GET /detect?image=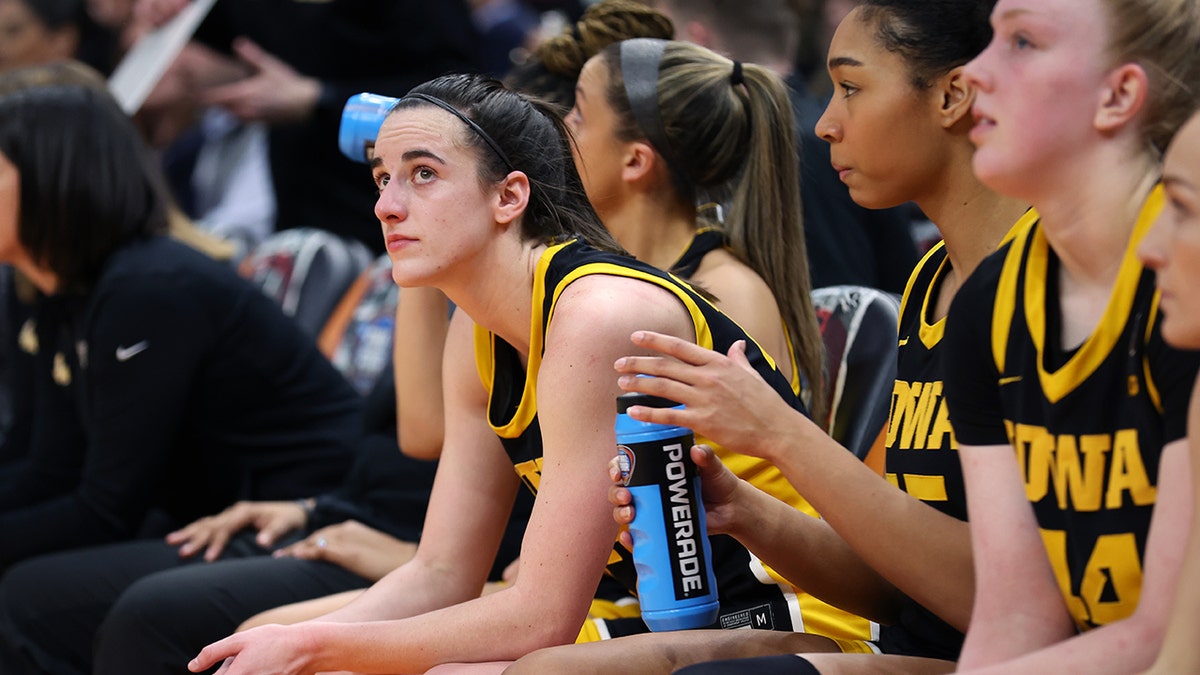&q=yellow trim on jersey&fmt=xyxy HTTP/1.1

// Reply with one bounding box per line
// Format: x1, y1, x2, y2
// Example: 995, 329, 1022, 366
908, 213, 1032, 353
1023, 187, 1163, 404
898, 240, 945, 337
992, 209, 1042, 374
918, 251, 950, 351
550, 263, 717, 352
473, 325, 540, 440
1143, 292, 1164, 413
